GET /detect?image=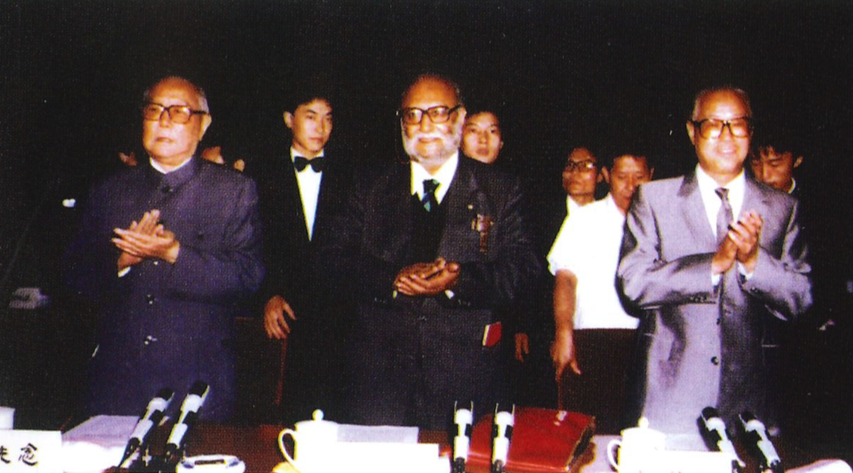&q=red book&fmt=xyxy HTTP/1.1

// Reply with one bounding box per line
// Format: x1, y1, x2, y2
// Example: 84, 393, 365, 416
465, 407, 595, 473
